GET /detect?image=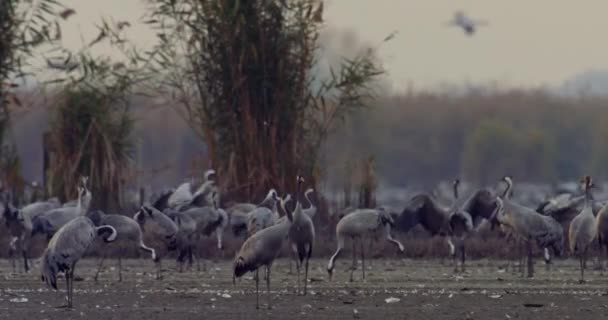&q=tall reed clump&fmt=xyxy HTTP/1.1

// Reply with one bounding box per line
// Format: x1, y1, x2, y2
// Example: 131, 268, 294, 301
48, 57, 134, 212
133, 0, 385, 207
